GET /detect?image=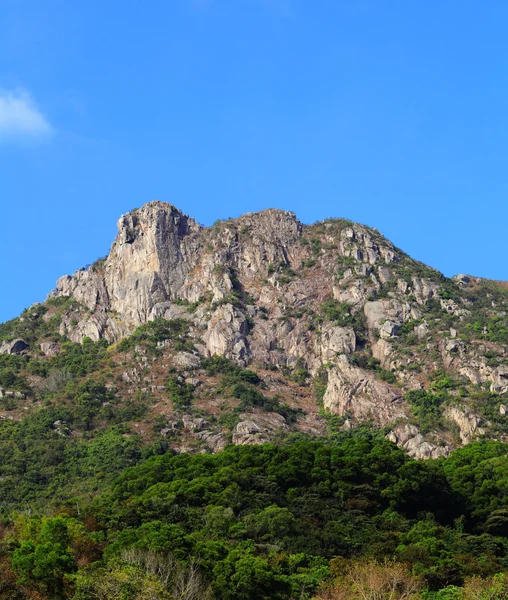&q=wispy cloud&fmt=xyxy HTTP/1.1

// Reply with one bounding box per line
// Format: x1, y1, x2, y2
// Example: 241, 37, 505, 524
0, 89, 54, 141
